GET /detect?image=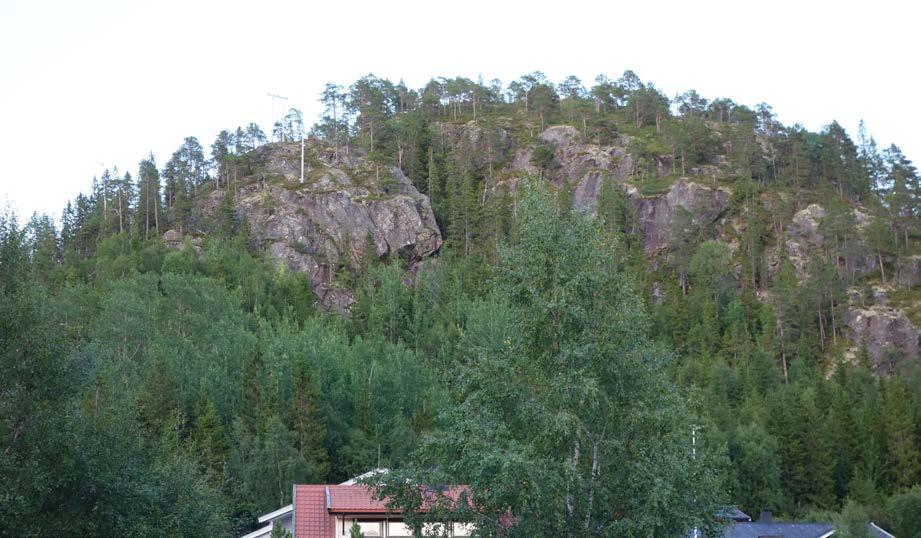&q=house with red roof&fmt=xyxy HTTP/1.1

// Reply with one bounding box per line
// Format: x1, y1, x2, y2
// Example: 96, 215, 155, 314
243, 469, 474, 538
